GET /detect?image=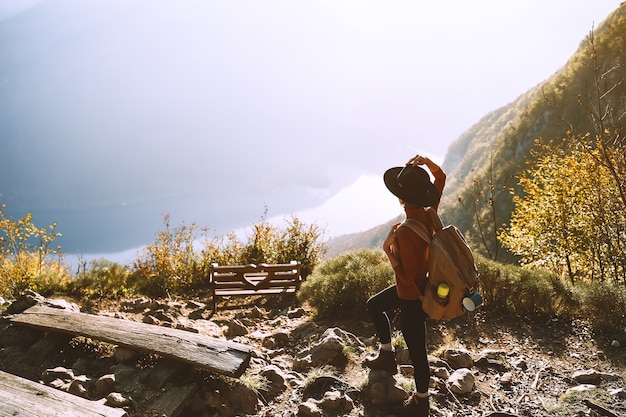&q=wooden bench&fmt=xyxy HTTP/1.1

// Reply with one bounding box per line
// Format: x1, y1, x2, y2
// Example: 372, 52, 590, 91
0, 369, 127, 417
9, 305, 251, 378
209, 261, 302, 313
